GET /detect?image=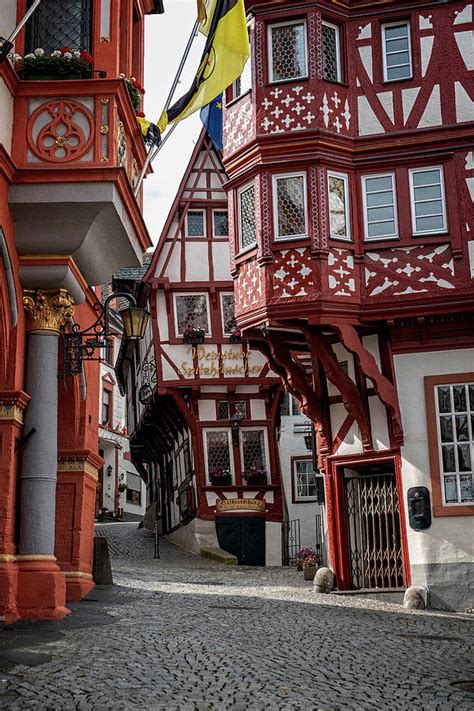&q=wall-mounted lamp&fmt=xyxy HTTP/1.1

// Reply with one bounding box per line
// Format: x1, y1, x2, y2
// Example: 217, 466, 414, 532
260, 323, 270, 339
106, 464, 113, 477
